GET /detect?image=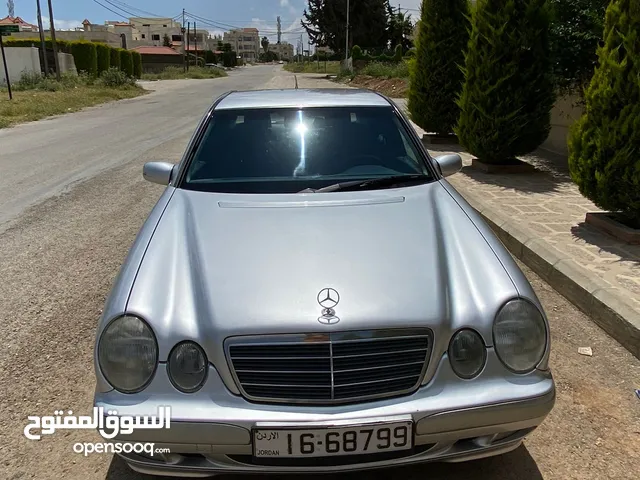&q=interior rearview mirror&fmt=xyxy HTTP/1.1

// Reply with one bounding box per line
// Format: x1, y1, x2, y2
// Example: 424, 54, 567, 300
143, 162, 174, 185
434, 154, 462, 178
